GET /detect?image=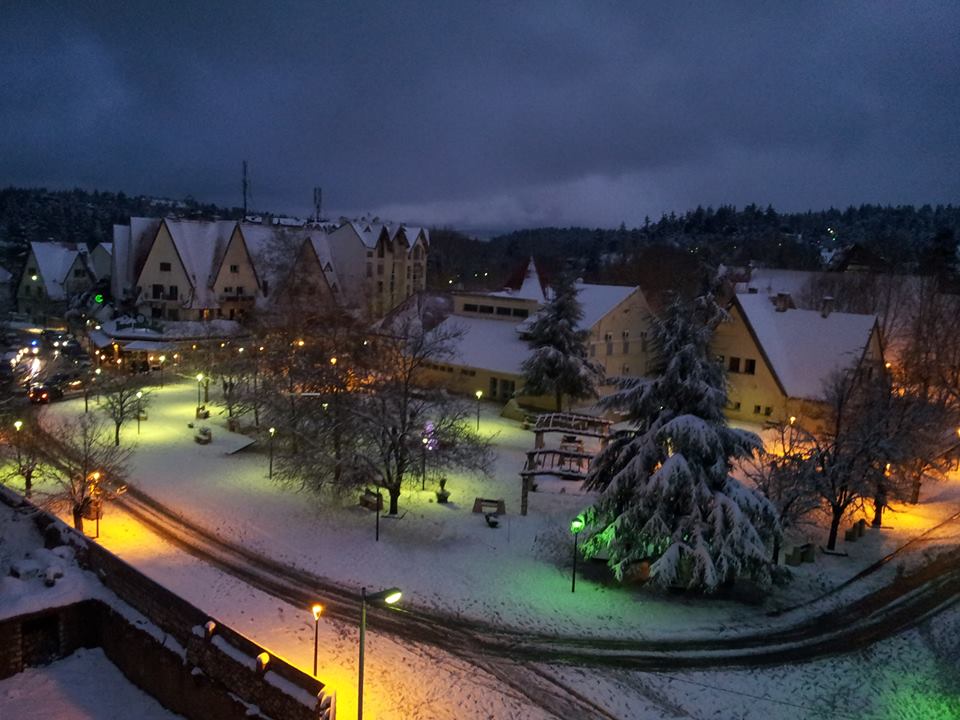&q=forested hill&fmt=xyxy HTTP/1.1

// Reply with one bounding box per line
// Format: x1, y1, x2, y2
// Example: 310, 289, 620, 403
0, 186, 243, 270
427, 204, 960, 292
